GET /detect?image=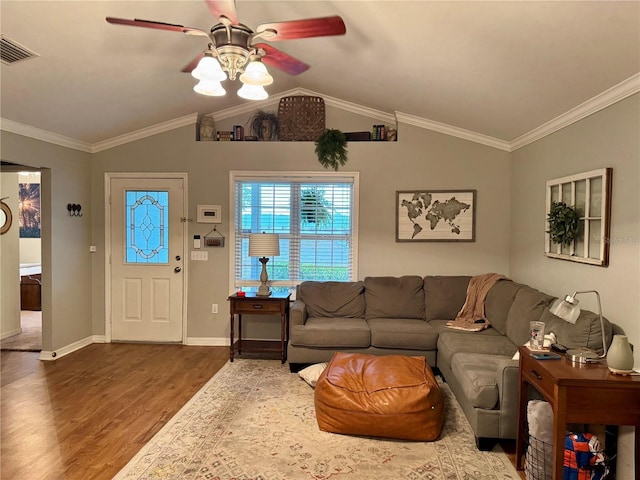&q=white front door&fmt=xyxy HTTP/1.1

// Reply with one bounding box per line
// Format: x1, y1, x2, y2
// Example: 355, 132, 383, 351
109, 177, 185, 342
